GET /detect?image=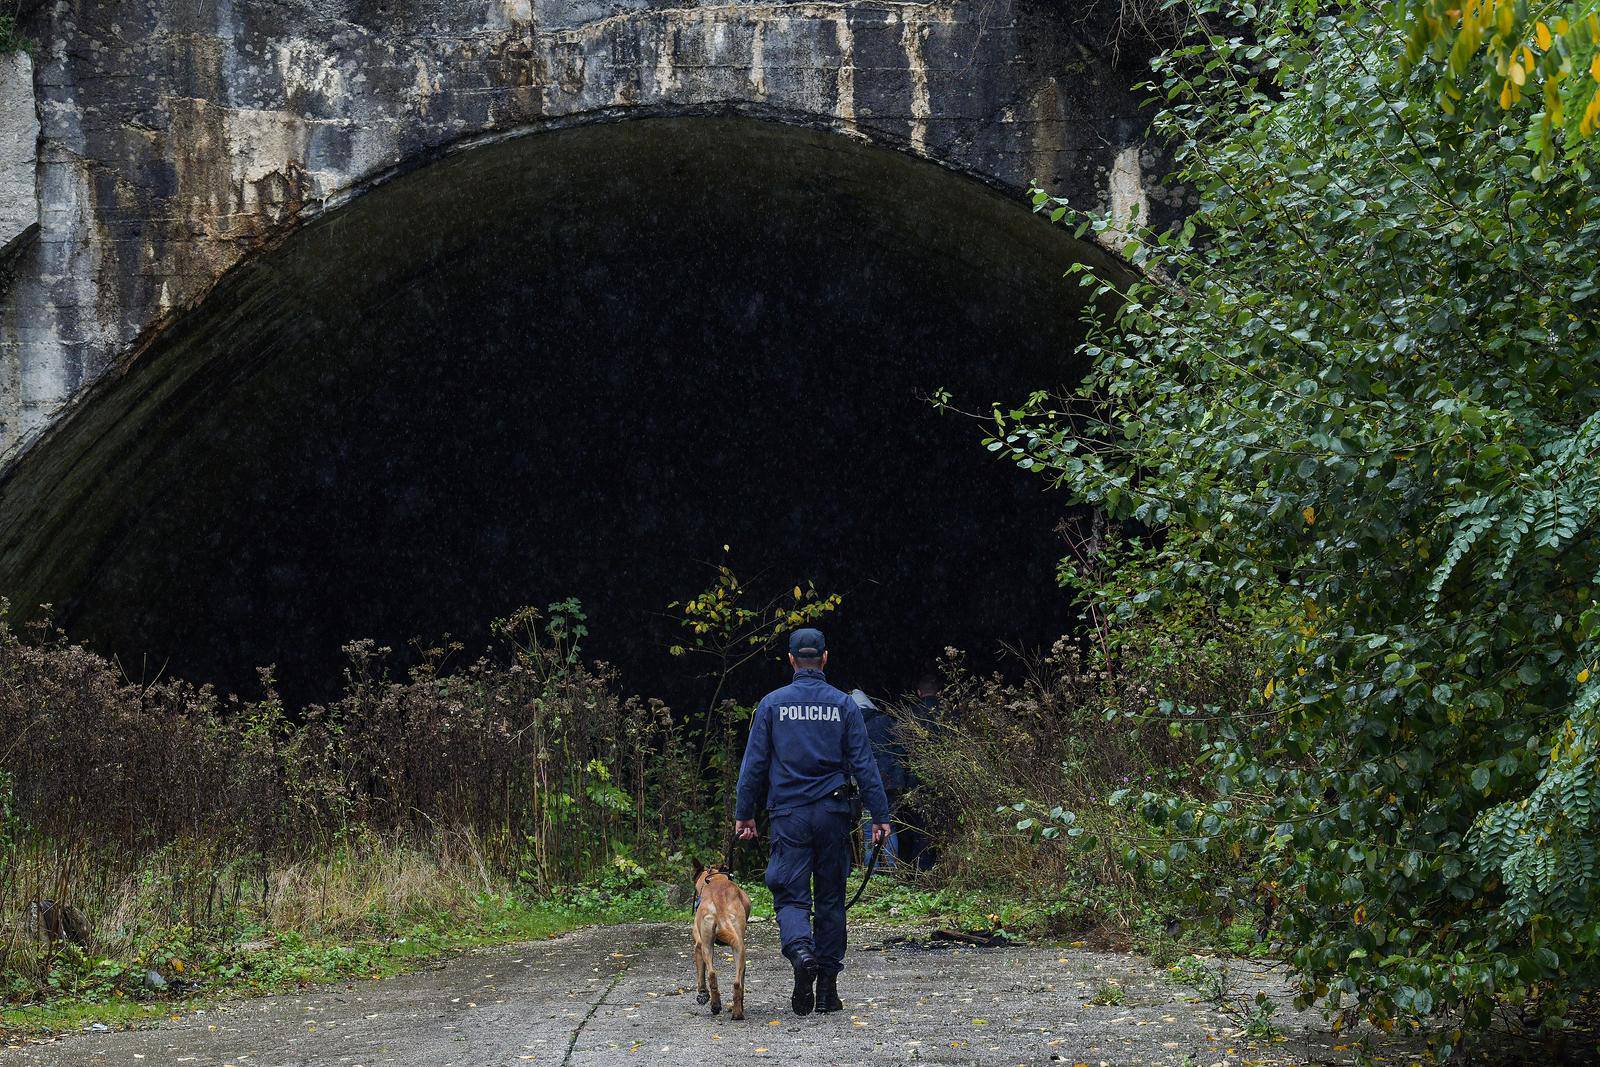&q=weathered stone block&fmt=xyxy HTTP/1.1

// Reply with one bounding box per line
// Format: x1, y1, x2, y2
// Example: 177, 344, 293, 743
0, 51, 36, 253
